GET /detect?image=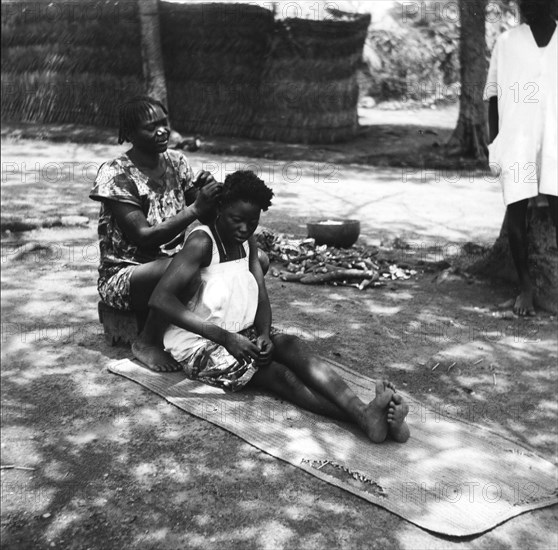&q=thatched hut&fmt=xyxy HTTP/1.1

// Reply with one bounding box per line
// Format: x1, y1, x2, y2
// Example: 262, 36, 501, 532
1, 1, 370, 143
1, 0, 144, 127
254, 13, 370, 143
159, 2, 274, 138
